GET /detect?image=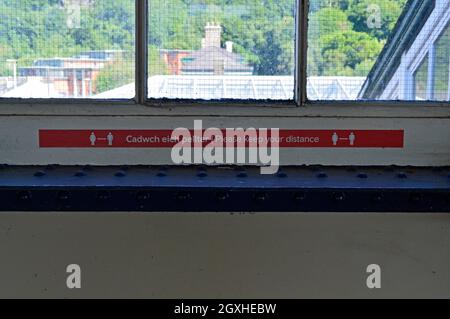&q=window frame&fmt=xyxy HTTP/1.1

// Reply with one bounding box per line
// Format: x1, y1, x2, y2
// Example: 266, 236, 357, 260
409, 17, 450, 102
448, 56, 450, 100
432, 20, 450, 101
141, 0, 303, 107
412, 52, 430, 101
0, 0, 448, 117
